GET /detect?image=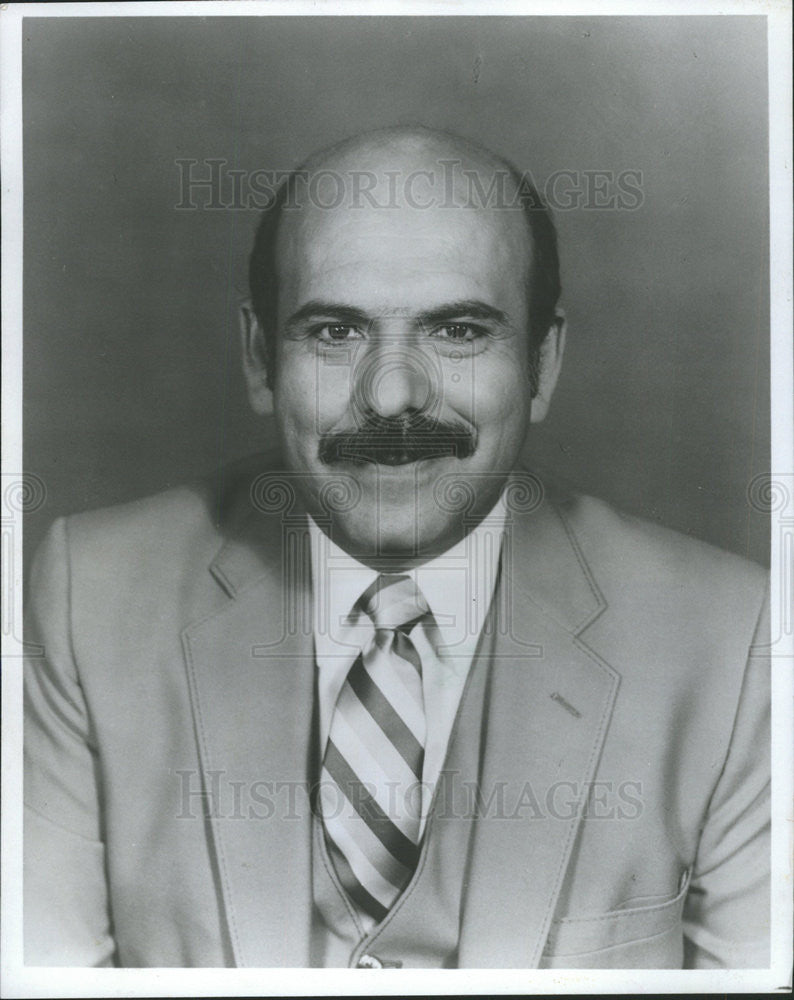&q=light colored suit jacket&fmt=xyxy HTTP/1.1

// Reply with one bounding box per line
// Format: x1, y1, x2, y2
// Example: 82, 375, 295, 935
23, 455, 770, 968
